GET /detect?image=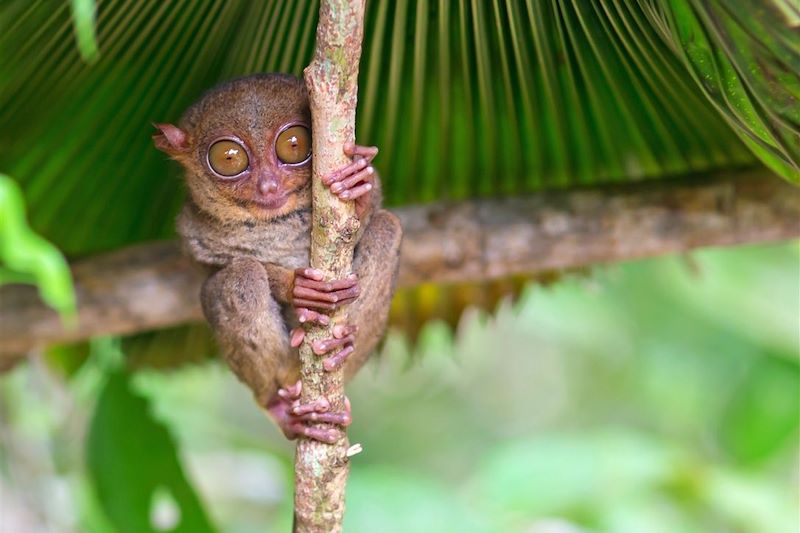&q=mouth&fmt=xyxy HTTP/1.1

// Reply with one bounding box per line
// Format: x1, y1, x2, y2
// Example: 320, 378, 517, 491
251, 194, 289, 210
